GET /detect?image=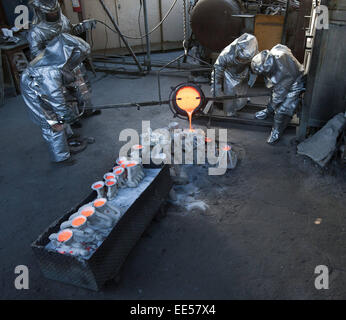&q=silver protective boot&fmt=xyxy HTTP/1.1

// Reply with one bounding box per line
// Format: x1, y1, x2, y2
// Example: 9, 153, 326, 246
267, 113, 292, 145
255, 107, 274, 120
